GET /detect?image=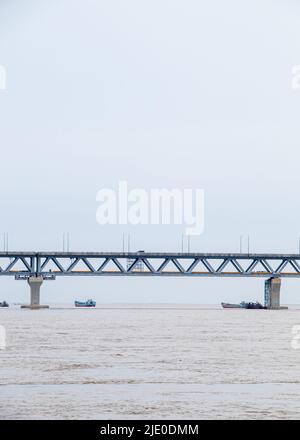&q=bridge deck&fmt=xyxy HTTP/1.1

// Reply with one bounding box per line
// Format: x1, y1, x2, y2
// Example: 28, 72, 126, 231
0, 252, 299, 278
